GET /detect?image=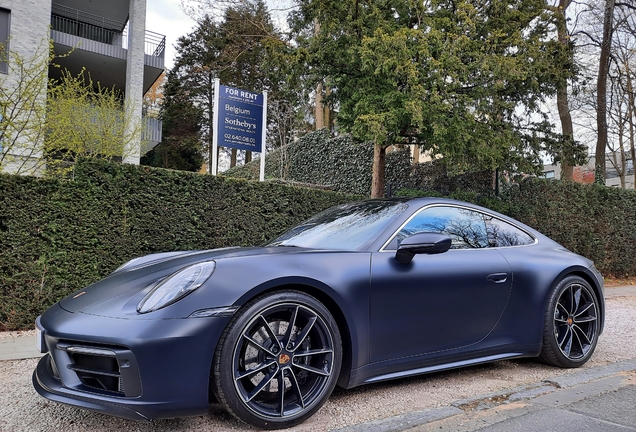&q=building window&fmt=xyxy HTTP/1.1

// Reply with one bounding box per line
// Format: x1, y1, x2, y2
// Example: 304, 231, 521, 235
544, 170, 555, 179
0, 8, 9, 74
